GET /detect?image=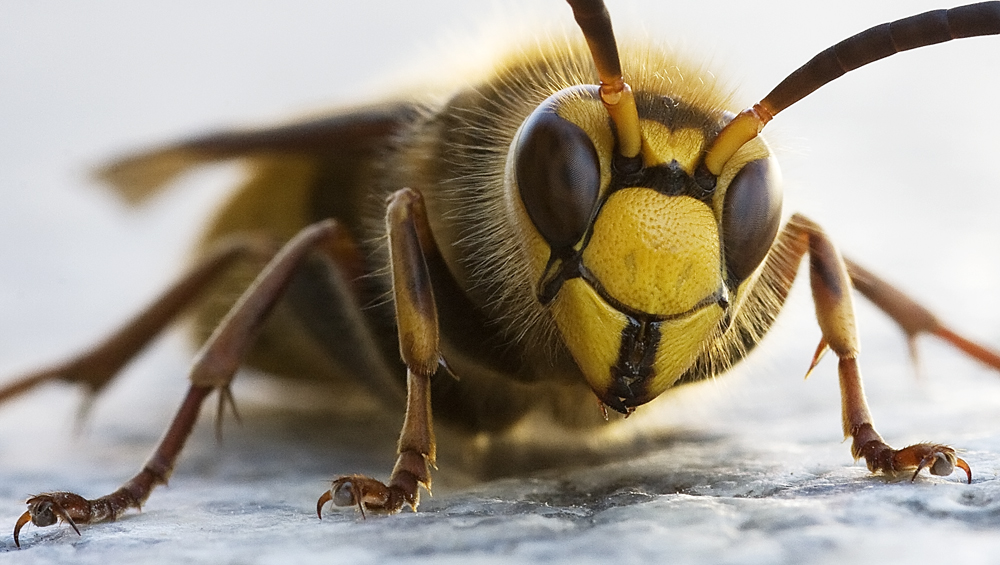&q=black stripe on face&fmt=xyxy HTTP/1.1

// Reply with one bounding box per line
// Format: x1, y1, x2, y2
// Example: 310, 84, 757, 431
605, 315, 662, 413
610, 160, 714, 203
